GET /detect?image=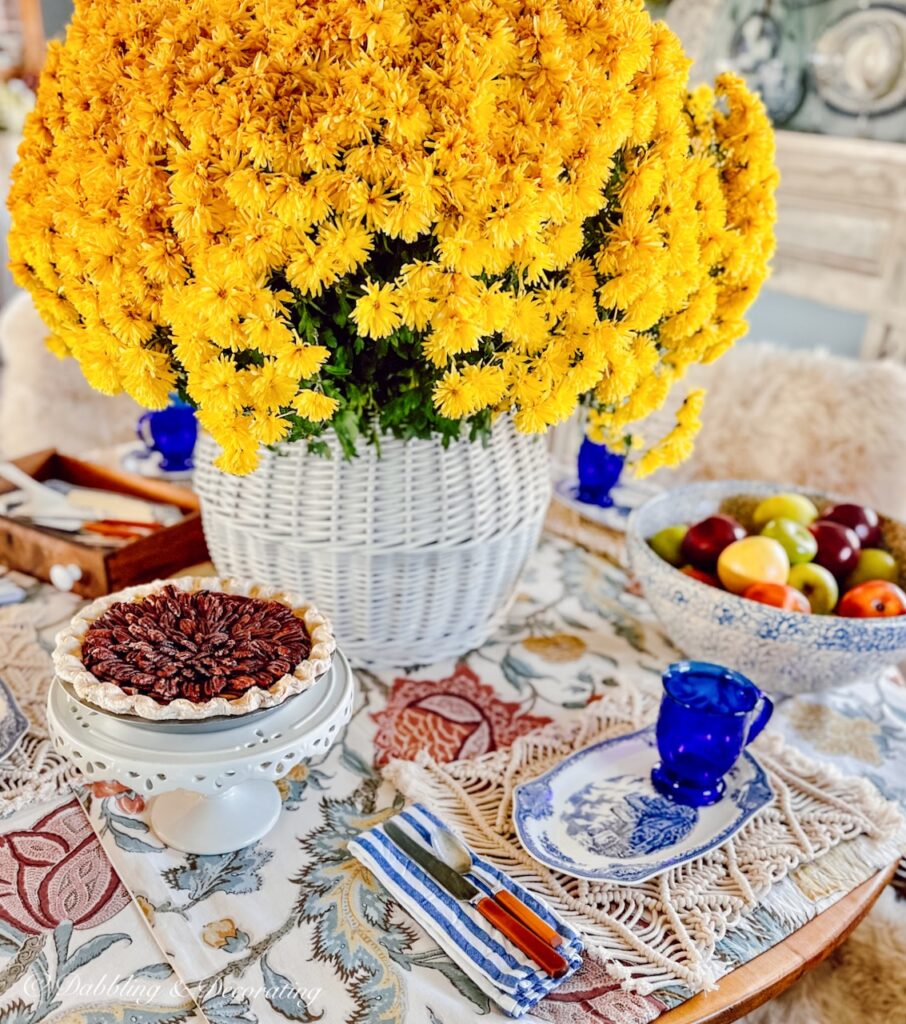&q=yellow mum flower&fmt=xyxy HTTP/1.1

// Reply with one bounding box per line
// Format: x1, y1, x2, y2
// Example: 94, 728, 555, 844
250, 411, 292, 446
8, 0, 775, 474
395, 280, 435, 331
74, 333, 124, 395
190, 355, 249, 413
502, 295, 549, 353
248, 361, 299, 411
461, 363, 507, 409
433, 371, 478, 419
292, 390, 339, 422
281, 344, 330, 381
345, 181, 395, 233
351, 281, 401, 339
427, 304, 484, 362
286, 241, 337, 298
120, 349, 174, 410
320, 218, 374, 276
634, 389, 706, 476
216, 440, 260, 476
